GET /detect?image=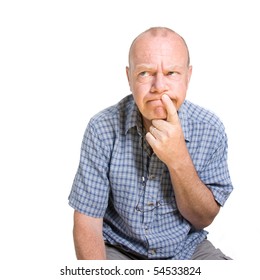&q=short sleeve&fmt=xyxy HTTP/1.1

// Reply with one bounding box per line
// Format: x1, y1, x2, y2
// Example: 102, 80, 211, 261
68, 122, 111, 217
199, 132, 233, 206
